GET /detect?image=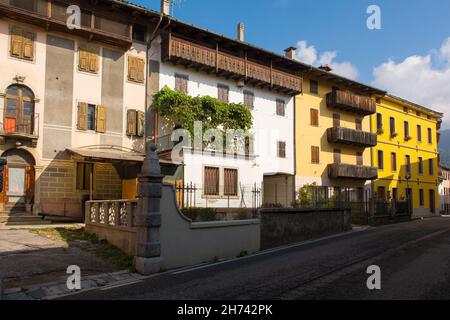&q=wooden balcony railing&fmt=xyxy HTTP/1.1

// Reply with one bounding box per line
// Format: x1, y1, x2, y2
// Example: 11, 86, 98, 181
328, 163, 378, 180
0, 0, 132, 48
162, 35, 302, 95
327, 127, 377, 148
326, 90, 376, 115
